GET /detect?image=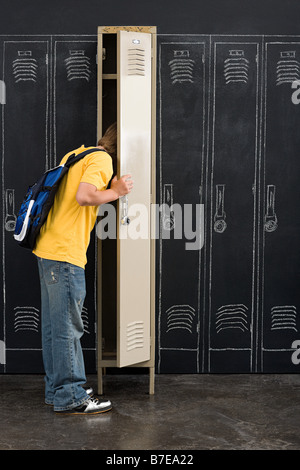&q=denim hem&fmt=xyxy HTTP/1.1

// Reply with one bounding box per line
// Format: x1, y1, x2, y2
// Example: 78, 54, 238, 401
53, 392, 89, 412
